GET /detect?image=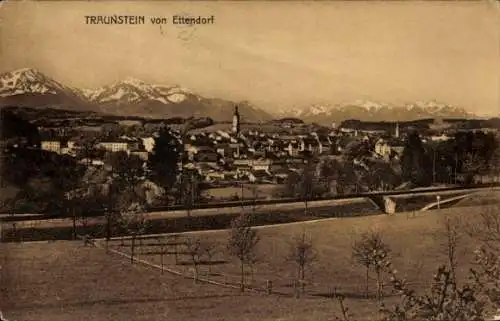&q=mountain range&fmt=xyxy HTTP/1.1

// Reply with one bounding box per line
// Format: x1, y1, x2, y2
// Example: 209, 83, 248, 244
0, 68, 478, 123
0, 69, 271, 122
277, 100, 476, 124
